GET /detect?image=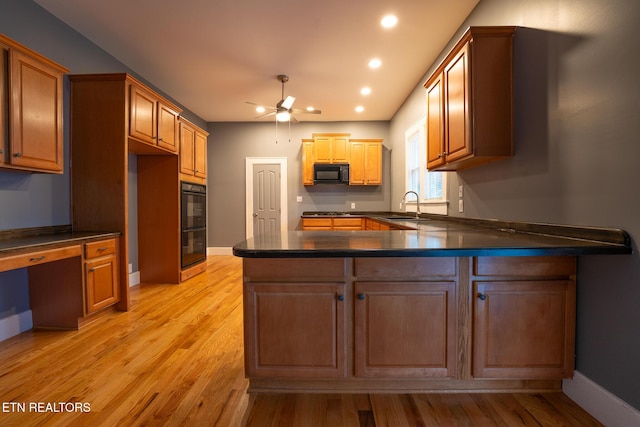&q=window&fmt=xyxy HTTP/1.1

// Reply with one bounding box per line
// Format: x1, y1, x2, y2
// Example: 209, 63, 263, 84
405, 117, 447, 214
